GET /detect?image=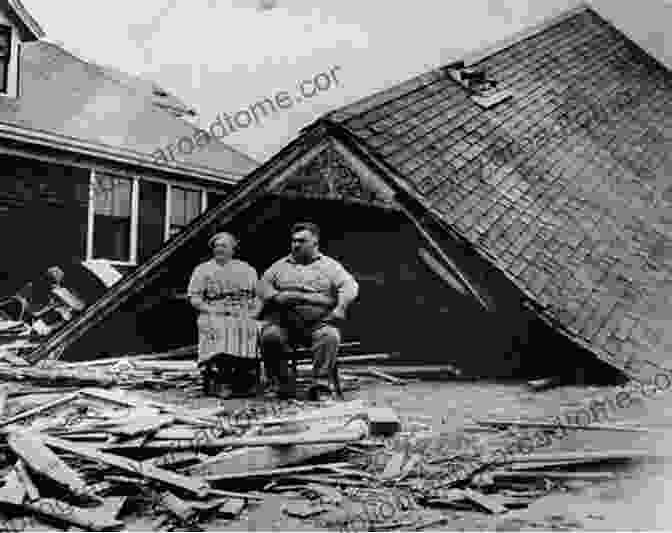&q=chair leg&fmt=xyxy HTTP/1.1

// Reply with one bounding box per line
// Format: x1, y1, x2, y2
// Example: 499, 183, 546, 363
331, 363, 343, 400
